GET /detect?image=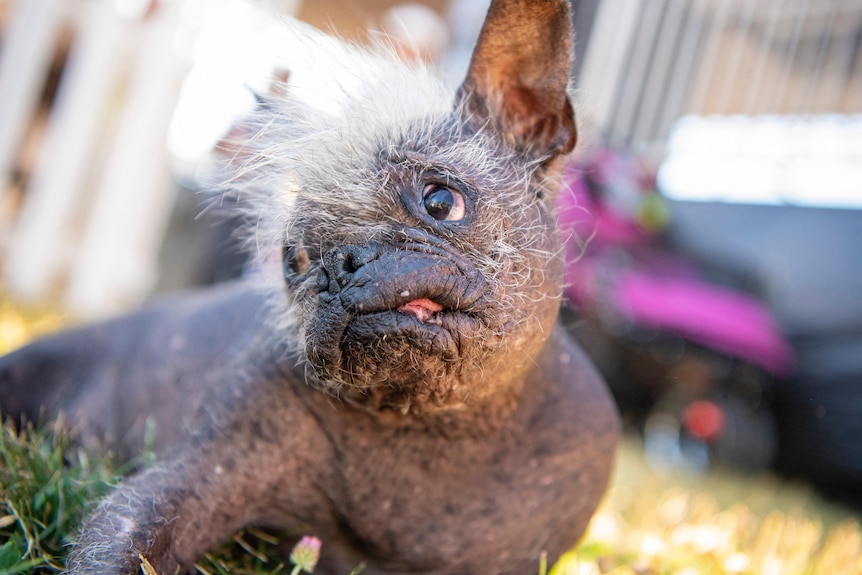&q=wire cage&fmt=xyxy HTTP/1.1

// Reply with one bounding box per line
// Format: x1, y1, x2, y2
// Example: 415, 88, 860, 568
576, 0, 862, 159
